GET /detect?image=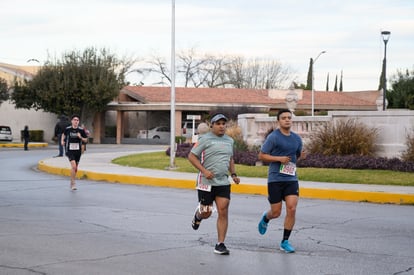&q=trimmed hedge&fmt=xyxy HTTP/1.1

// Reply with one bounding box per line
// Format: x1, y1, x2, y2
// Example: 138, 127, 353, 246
167, 143, 414, 172
20, 130, 44, 142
